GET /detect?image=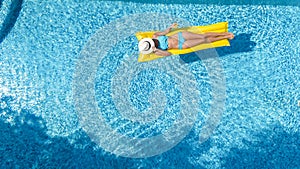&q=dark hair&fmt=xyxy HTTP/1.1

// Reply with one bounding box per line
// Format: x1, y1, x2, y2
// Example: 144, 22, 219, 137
152, 39, 159, 48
